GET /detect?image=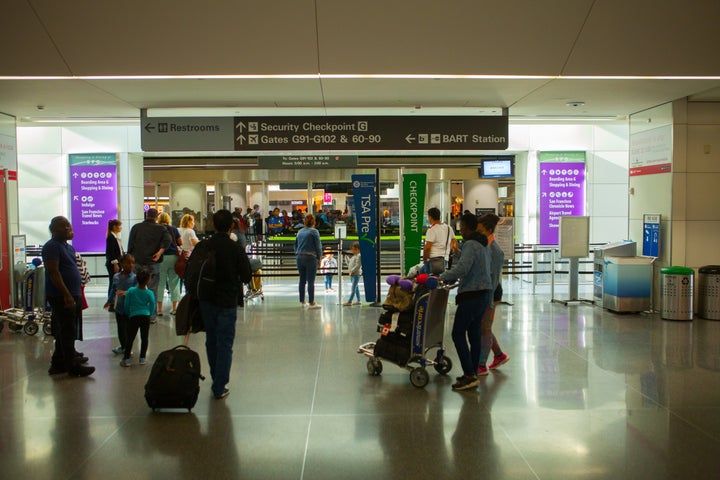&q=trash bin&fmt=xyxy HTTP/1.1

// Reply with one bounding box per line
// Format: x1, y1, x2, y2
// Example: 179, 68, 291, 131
661, 266, 694, 321
698, 265, 720, 320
